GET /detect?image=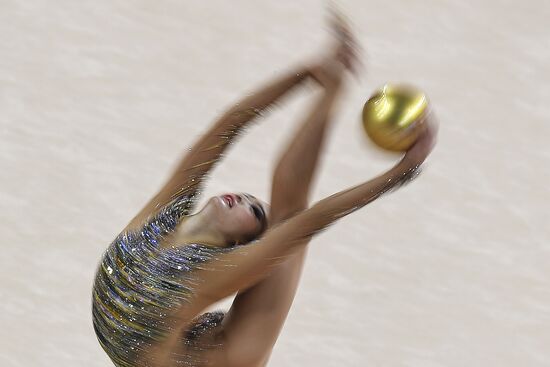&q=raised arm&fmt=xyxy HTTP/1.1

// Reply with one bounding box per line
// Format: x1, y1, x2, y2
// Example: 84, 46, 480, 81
125, 66, 312, 230
220, 25, 357, 367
